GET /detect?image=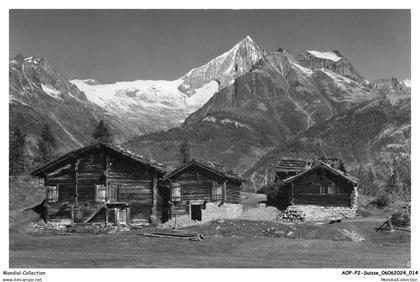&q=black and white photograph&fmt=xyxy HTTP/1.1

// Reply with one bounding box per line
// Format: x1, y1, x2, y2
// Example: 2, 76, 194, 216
3, 5, 417, 280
